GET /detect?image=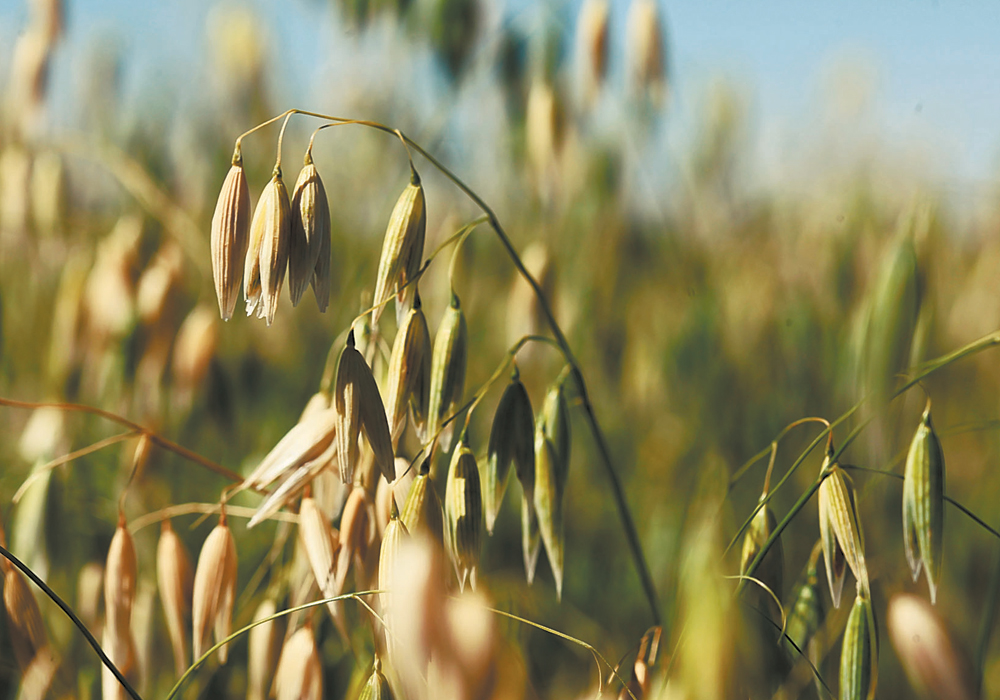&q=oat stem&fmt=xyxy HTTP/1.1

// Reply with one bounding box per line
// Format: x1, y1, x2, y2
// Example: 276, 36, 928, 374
0, 544, 143, 700
0, 397, 244, 484
239, 107, 664, 624
737, 329, 1000, 595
